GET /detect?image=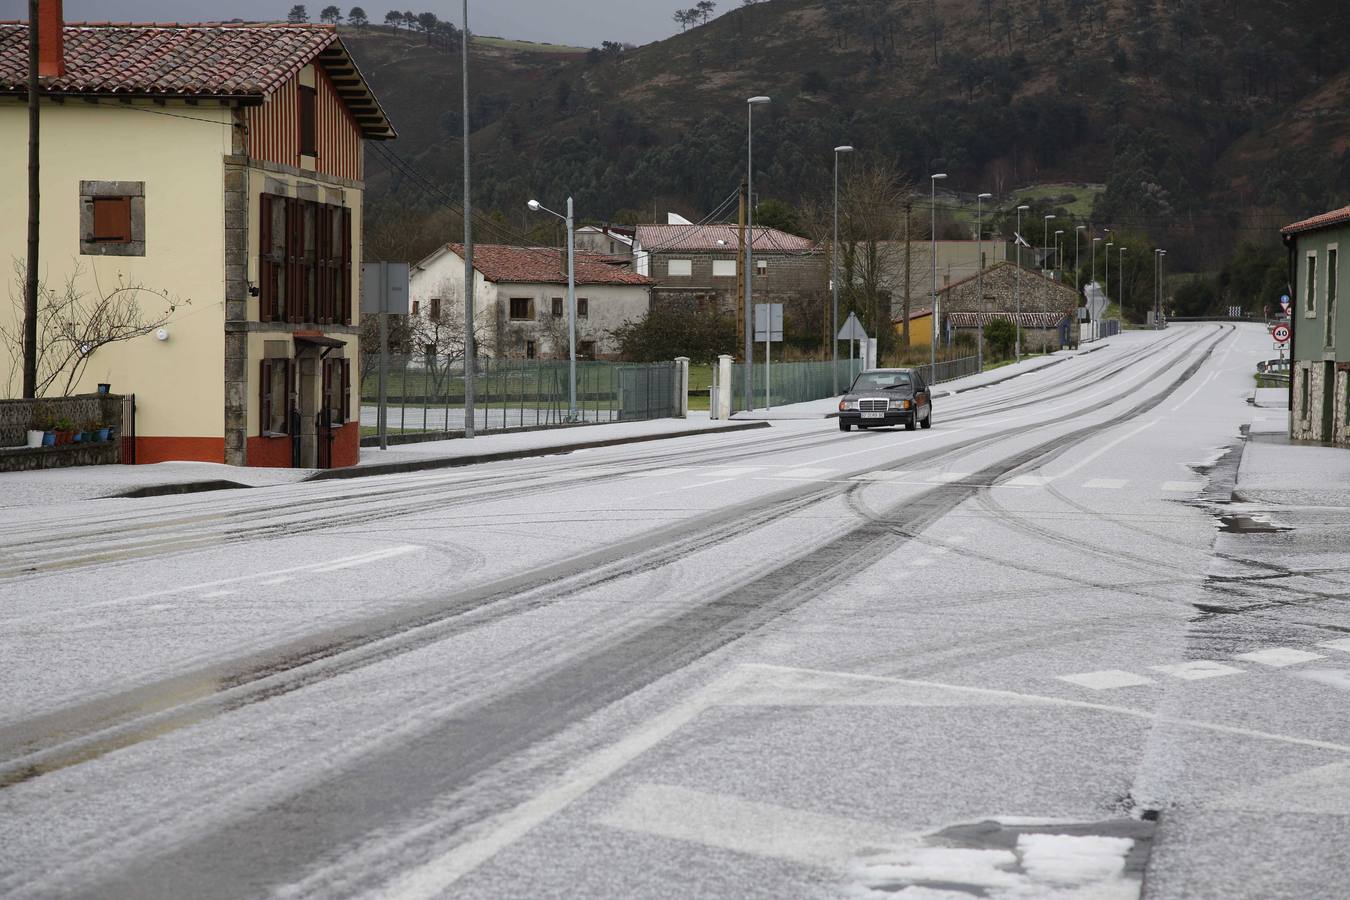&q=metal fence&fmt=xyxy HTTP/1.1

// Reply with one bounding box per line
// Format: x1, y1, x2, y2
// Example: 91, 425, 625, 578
729, 354, 981, 413
361, 356, 677, 440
